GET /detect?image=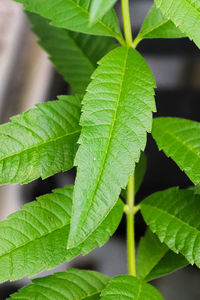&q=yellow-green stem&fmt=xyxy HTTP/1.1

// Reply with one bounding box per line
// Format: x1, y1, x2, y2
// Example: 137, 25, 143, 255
121, 0, 132, 46
126, 173, 136, 276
